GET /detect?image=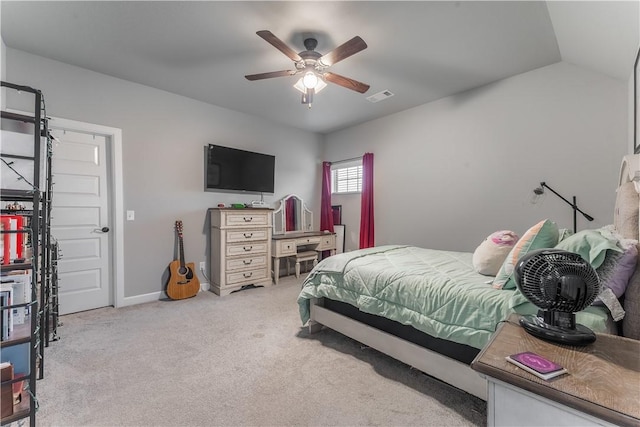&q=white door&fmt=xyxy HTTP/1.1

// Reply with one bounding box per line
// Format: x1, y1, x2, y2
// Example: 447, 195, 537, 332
50, 128, 112, 314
